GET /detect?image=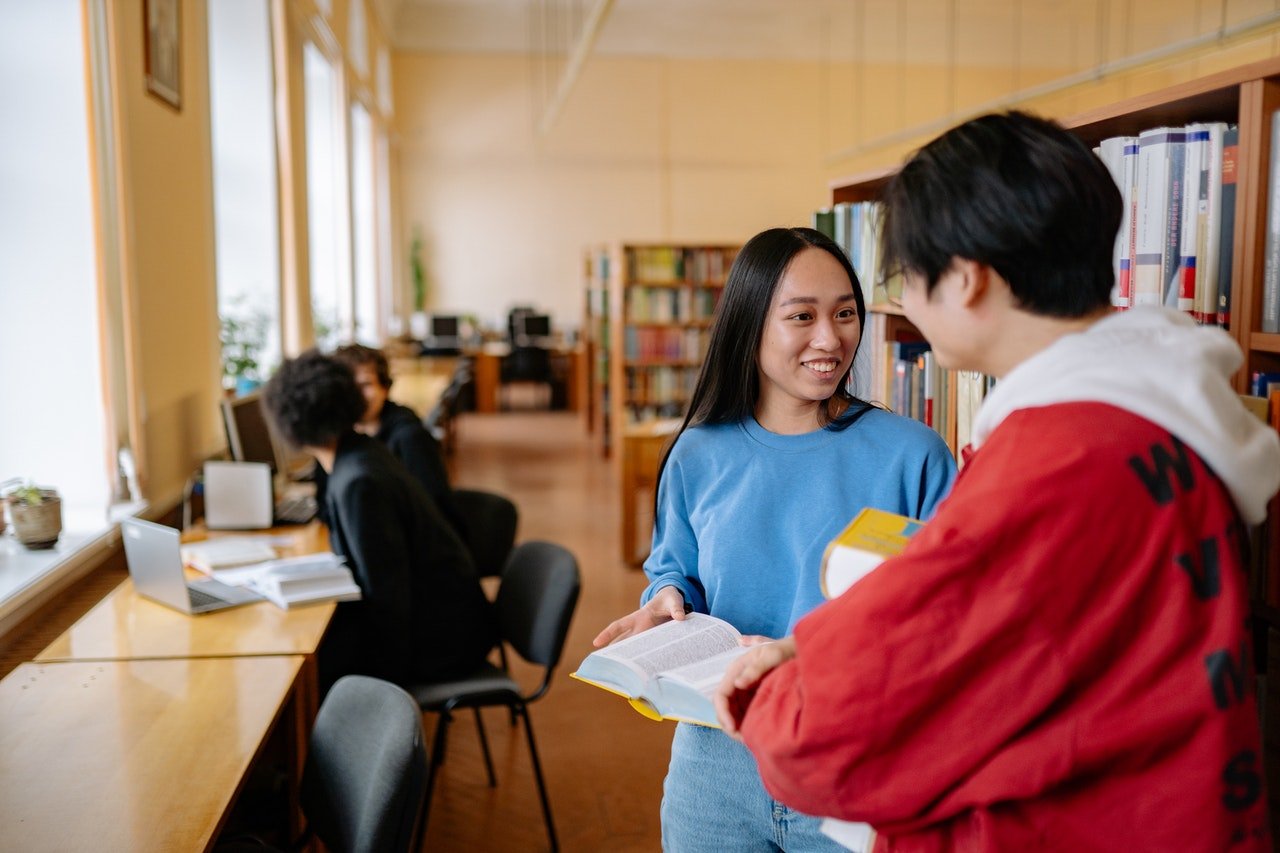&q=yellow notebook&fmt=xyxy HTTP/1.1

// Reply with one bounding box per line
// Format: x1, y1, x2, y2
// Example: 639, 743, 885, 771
820, 507, 924, 598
